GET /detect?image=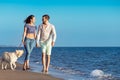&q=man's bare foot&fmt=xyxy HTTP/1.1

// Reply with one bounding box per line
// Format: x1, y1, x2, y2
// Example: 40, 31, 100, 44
46, 69, 48, 72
